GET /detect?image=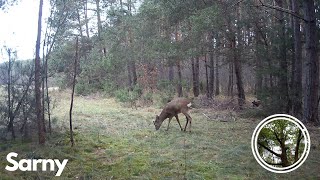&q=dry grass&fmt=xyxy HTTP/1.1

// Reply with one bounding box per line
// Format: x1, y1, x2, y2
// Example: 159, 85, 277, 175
0, 91, 319, 179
